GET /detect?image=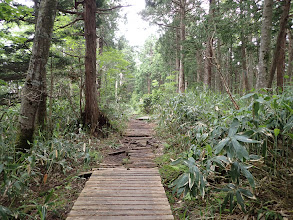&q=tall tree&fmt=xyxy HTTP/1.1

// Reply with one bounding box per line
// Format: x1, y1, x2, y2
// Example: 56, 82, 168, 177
17, 0, 58, 152
178, 0, 186, 93
204, 0, 214, 88
257, 0, 273, 89
267, 0, 291, 90
83, 0, 100, 133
